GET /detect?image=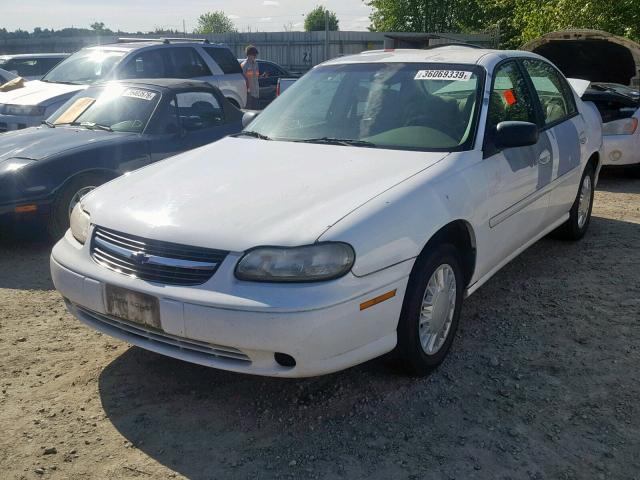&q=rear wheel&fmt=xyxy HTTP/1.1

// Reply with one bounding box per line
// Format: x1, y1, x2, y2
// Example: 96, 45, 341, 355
46, 174, 108, 240
396, 244, 464, 376
553, 164, 595, 241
